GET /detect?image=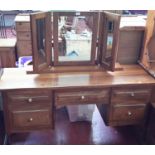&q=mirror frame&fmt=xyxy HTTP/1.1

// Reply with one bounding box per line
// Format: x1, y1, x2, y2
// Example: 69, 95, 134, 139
98, 11, 120, 71
30, 12, 51, 73
53, 11, 98, 66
